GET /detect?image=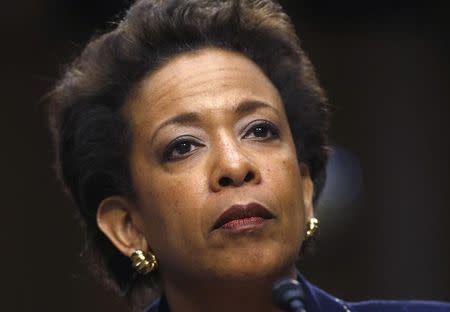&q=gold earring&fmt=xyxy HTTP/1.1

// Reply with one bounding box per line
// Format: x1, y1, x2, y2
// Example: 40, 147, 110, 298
305, 217, 319, 239
130, 249, 158, 275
